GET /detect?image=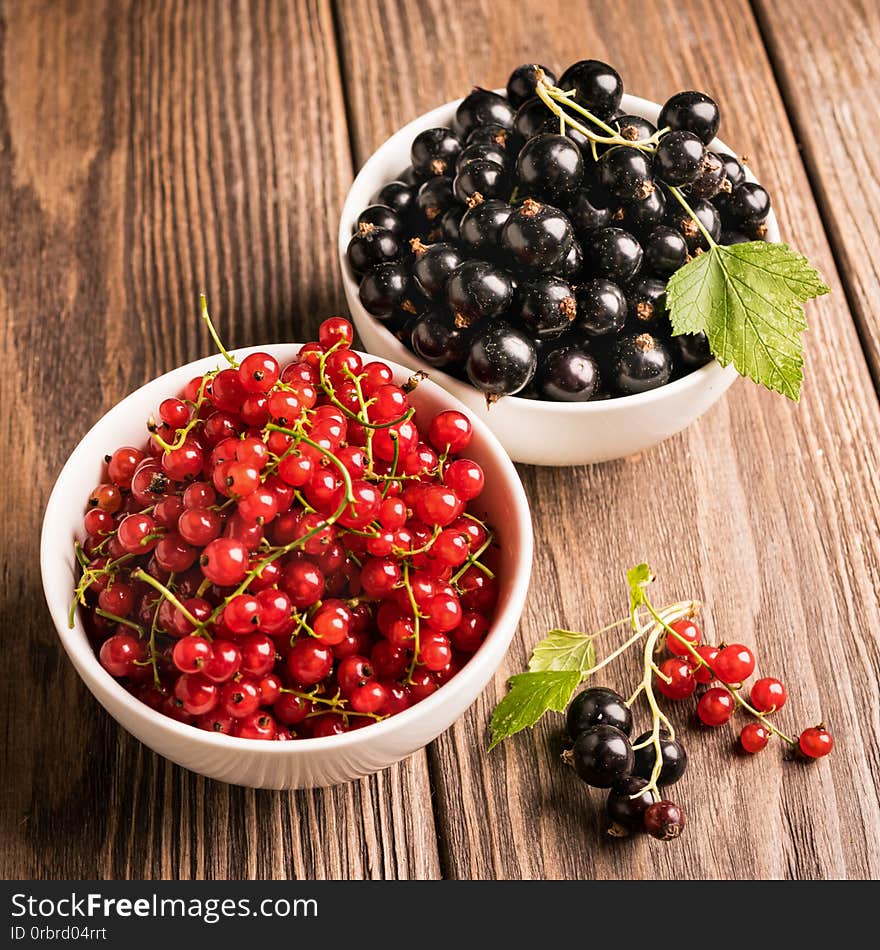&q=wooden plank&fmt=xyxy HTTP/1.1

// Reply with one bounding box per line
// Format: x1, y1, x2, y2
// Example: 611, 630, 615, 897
753, 0, 880, 389
0, 0, 440, 879
335, 0, 880, 879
